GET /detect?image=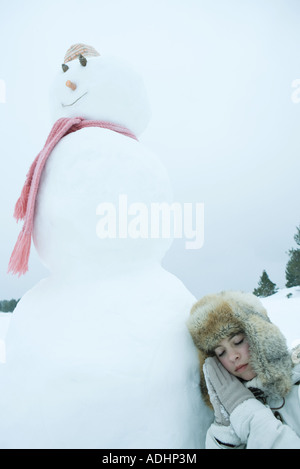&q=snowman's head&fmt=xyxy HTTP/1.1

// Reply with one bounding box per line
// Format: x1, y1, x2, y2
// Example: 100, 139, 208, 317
50, 44, 151, 137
